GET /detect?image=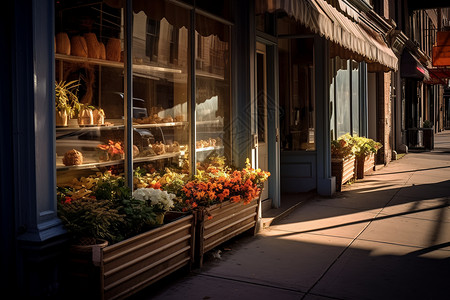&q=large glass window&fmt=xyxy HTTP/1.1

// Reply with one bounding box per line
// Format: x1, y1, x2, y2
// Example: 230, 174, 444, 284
351, 61, 360, 136
195, 14, 231, 166
132, 1, 191, 181
330, 57, 361, 139
55, 1, 125, 185
55, 0, 232, 193
279, 38, 315, 151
